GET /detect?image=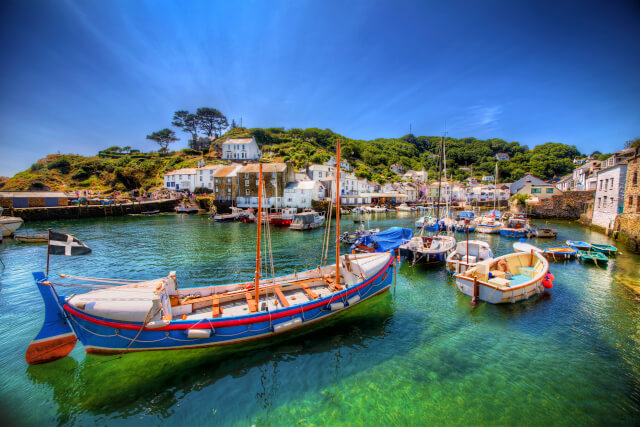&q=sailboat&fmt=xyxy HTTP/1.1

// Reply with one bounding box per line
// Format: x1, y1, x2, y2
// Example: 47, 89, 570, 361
399, 135, 456, 265
476, 163, 504, 234
26, 141, 397, 365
